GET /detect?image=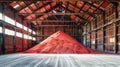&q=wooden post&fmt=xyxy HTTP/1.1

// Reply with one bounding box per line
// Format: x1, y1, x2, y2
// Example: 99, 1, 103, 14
103, 12, 106, 51
95, 18, 97, 50
13, 9, 16, 53
0, 3, 5, 54
89, 21, 92, 48
22, 17, 24, 51
85, 24, 87, 47
114, 23, 118, 53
